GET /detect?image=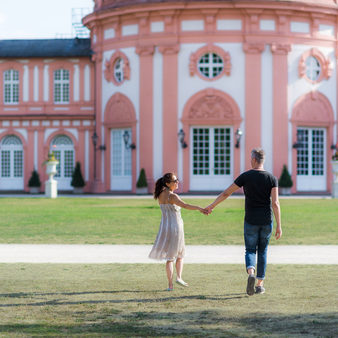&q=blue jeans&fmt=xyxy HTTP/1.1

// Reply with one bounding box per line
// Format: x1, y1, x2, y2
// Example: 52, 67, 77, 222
244, 221, 273, 280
